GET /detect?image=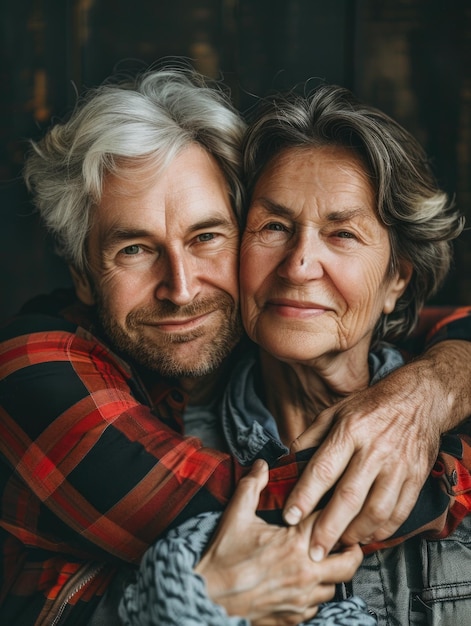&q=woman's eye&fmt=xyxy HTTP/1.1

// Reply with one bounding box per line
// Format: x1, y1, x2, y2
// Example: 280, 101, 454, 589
264, 222, 286, 232
254, 221, 291, 244
121, 244, 142, 255
335, 231, 356, 239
